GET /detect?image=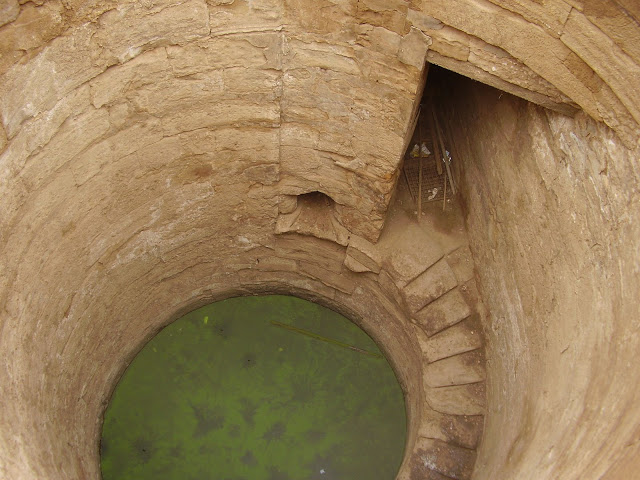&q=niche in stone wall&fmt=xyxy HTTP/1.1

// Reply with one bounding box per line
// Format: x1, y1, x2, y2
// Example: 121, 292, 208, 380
275, 191, 351, 245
